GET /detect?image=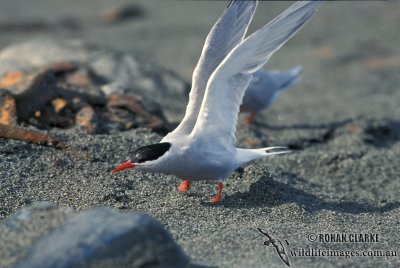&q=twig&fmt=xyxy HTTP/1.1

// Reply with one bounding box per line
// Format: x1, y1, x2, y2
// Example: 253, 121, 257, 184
0, 124, 65, 149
